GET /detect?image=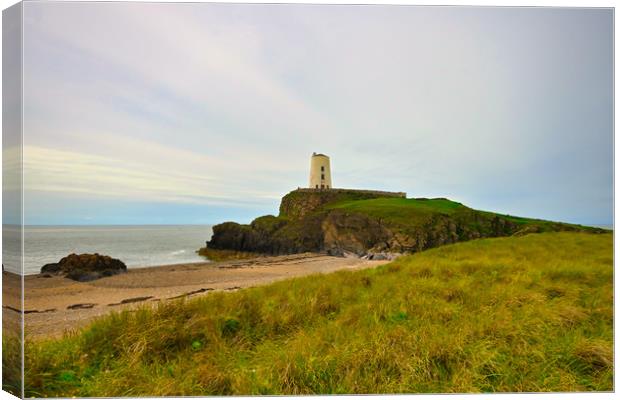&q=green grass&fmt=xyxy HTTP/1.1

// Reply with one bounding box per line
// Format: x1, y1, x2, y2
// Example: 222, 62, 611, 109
477, 210, 593, 230
325, 197, 604, 236
327, 197, 581, 228
19, 232, 612, 396
328, 197, 464, 216
2, 334, 22, 397
324, 197, 468, 230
